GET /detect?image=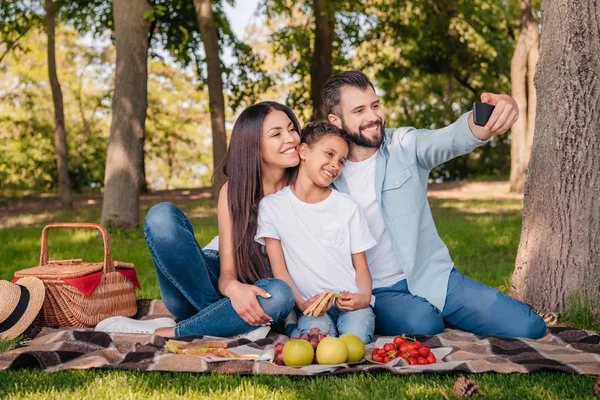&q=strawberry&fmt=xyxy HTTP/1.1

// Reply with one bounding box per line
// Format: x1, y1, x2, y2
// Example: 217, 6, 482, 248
407, 357, 417, 365
383, 343, 397, 353
405, 344, 415, 351
409, 349, 419, 359
383, 356, 392, 363
393, 336, 406, 347
417, 356, 428, 365
372, 354, 380, 362
412, 341, 421, 349
399, 345, 409, 354
377, 348, 386, 357
418, 346, 431, 358
426, 353, 436, 364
